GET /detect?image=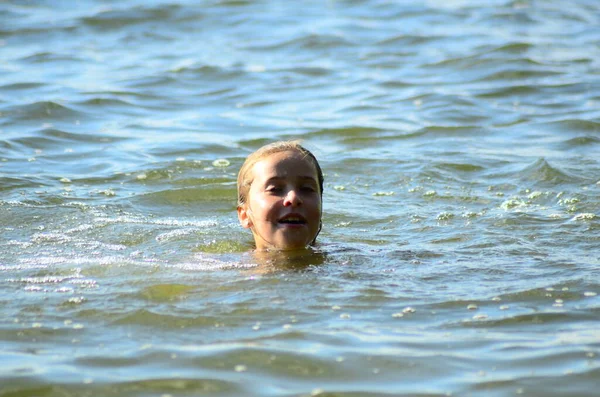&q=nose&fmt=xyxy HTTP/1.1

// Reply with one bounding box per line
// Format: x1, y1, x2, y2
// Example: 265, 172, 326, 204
283, 189, 302, 207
